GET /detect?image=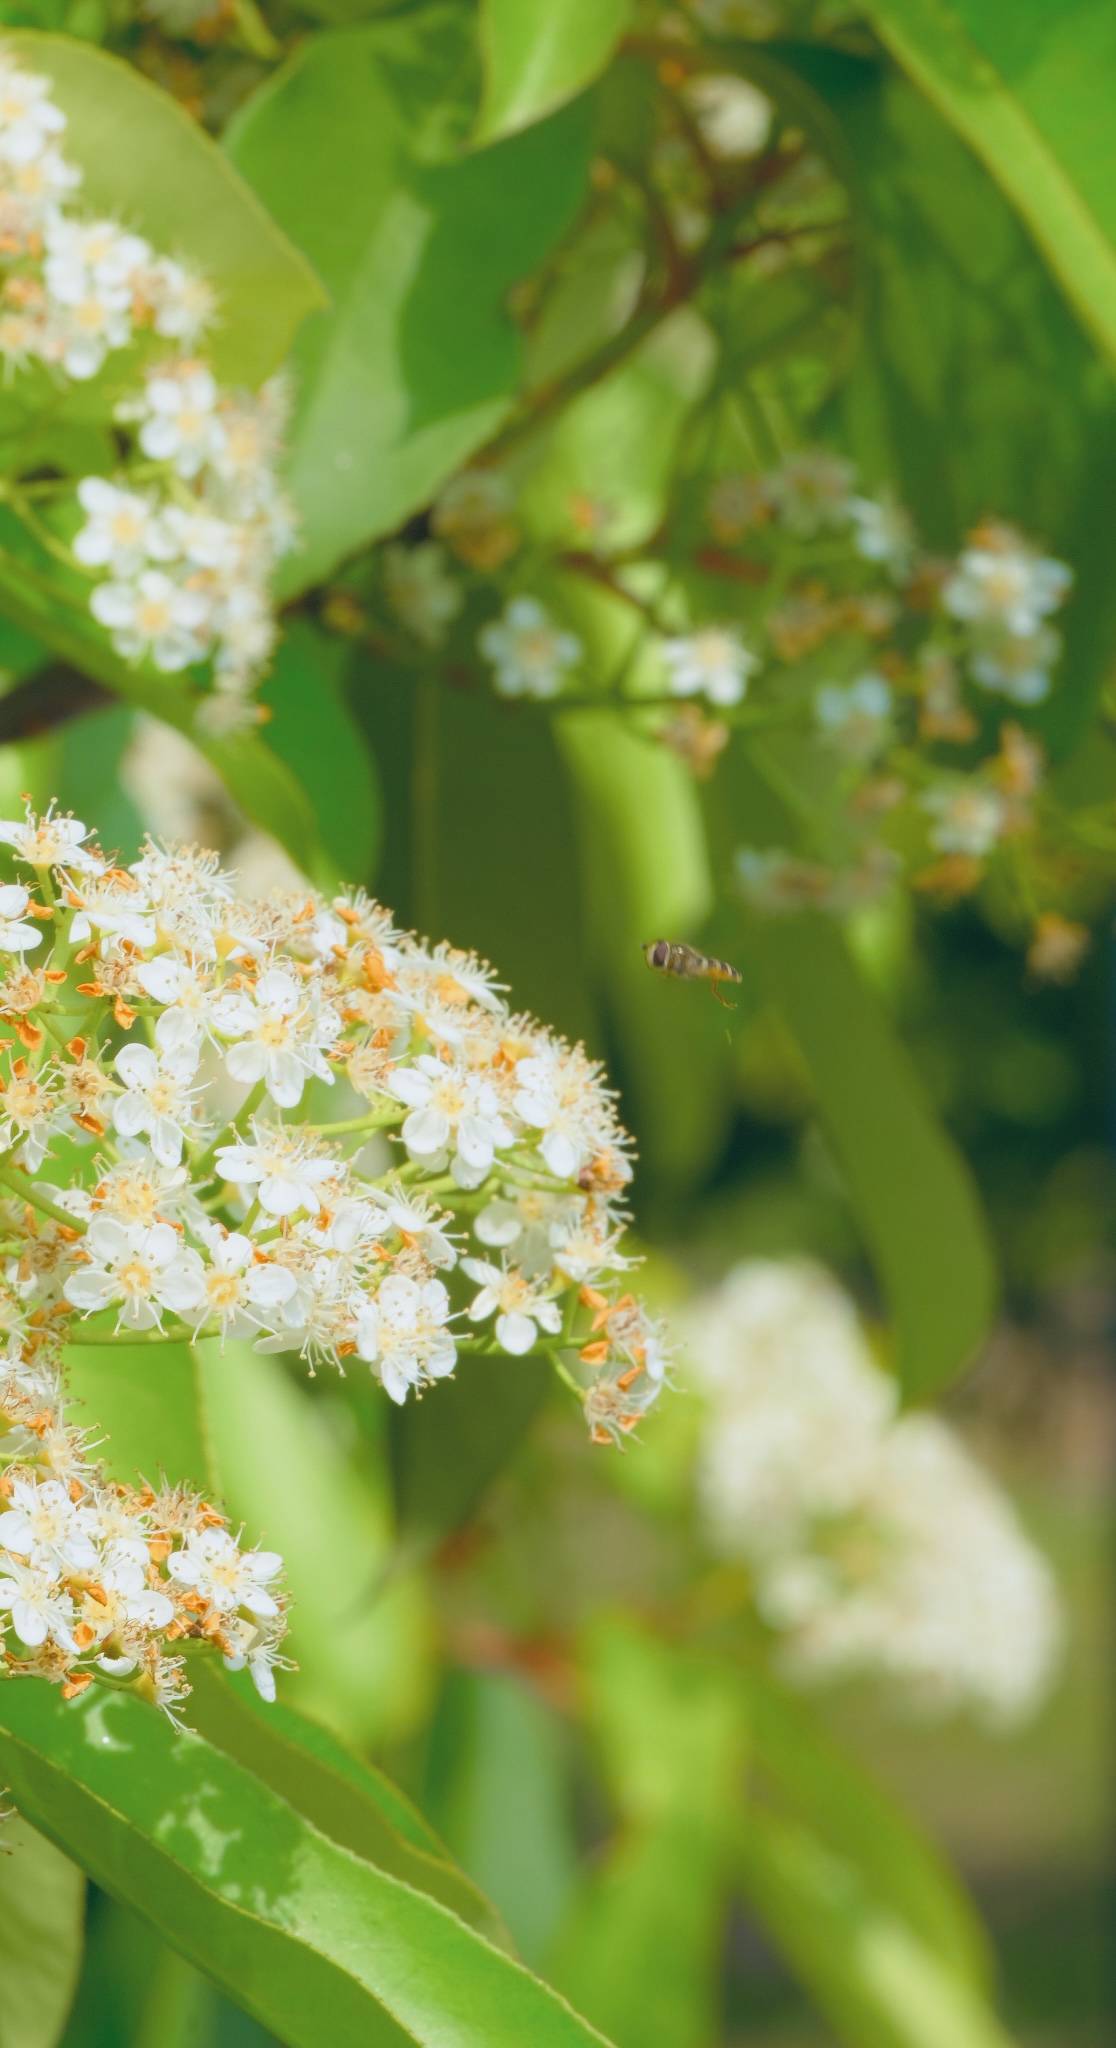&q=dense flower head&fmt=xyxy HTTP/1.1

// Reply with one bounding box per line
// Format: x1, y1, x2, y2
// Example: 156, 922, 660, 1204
0, 802, 658, 1446
685, 1260, 1062, 1726
0, 51, 293, 728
